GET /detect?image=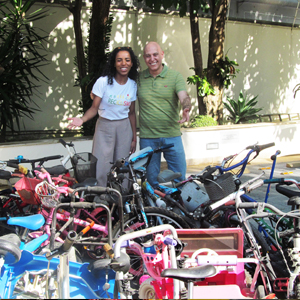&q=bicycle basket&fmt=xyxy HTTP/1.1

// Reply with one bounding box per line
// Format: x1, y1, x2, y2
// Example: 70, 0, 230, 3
14, 177, 42, 205
71, 152, 97, 183
35, 180, 60, 208
203, 172, 236, 202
